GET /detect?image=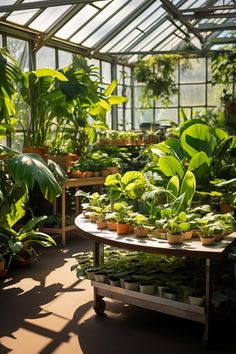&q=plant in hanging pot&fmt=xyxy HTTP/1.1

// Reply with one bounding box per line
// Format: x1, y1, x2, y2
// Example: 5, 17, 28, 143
113, 201, 133, 235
